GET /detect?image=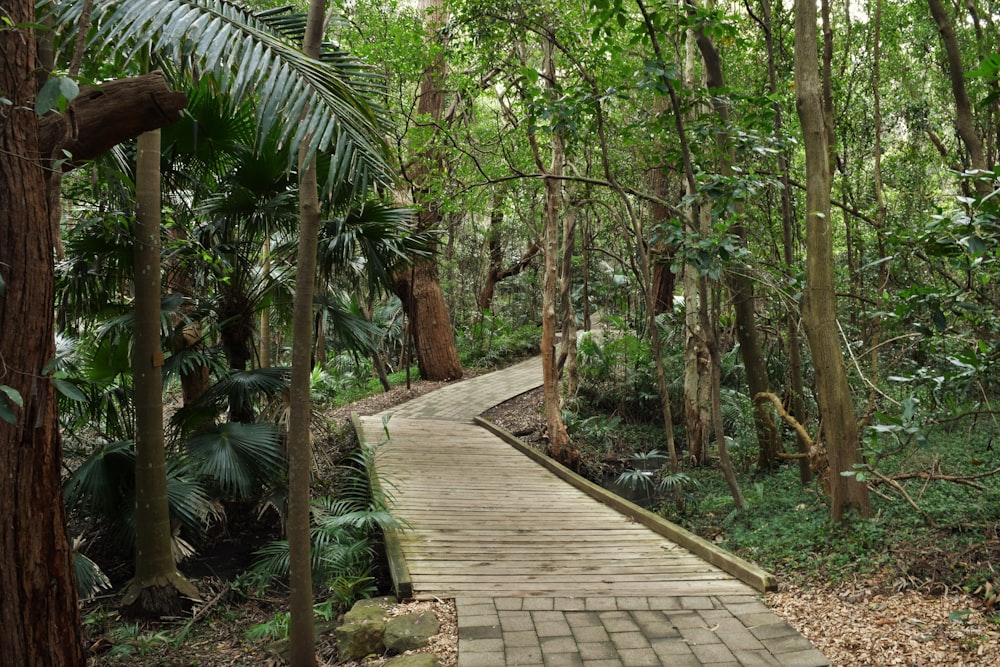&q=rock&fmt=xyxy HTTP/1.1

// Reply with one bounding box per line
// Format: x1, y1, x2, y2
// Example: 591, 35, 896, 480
384, 654, 440, 667
334, 616, 386, 662
335, 599, 396, 661
384, 611, 440, 653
